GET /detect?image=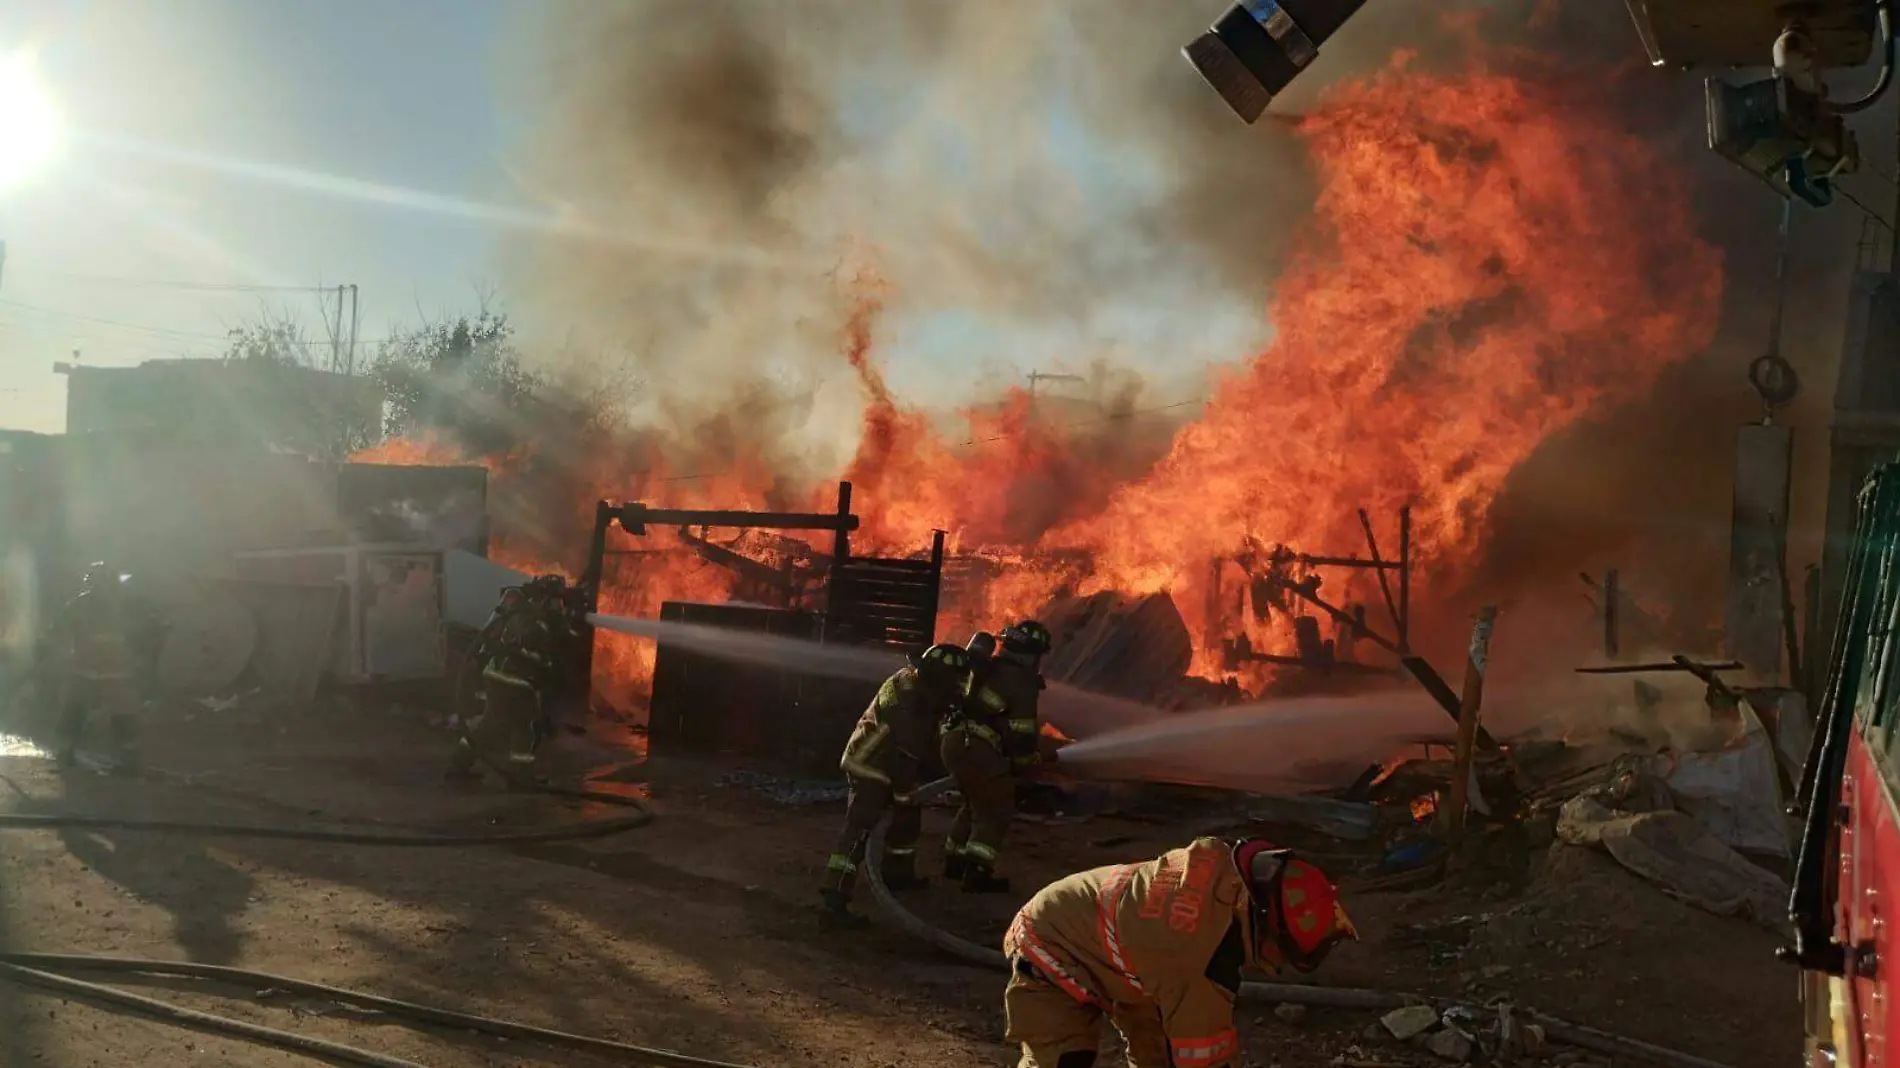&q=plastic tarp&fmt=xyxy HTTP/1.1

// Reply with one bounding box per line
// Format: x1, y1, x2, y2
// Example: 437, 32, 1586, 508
1647, 705, 1790, 858
443, 550, 529, 631
1556, 799, 1790, 928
